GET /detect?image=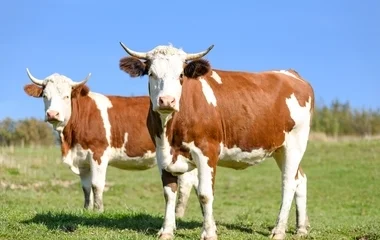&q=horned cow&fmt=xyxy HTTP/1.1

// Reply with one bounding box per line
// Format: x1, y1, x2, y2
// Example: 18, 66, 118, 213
119, 43, 314, 240
23, 69, 198, 216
